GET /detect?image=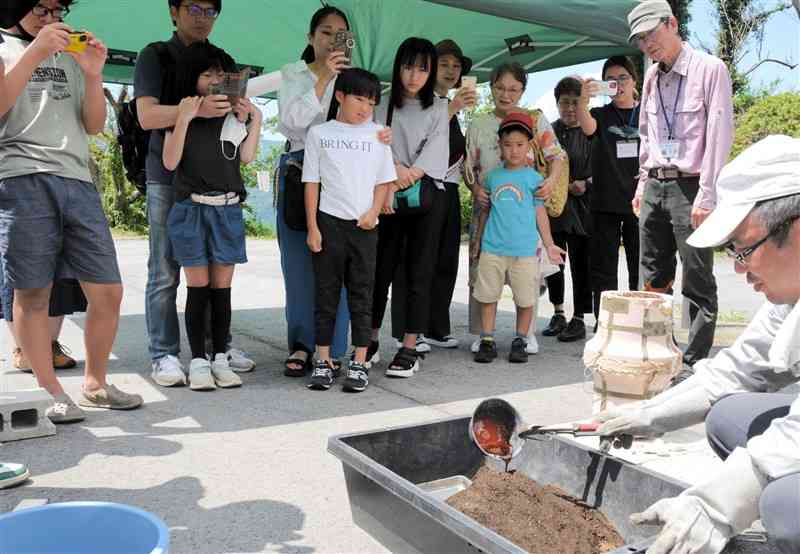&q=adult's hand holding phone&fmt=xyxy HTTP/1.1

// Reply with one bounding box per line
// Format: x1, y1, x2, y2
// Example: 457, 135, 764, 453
68, 32, 107, 78
199, 94, 232, 119
30, 22, 70, 62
